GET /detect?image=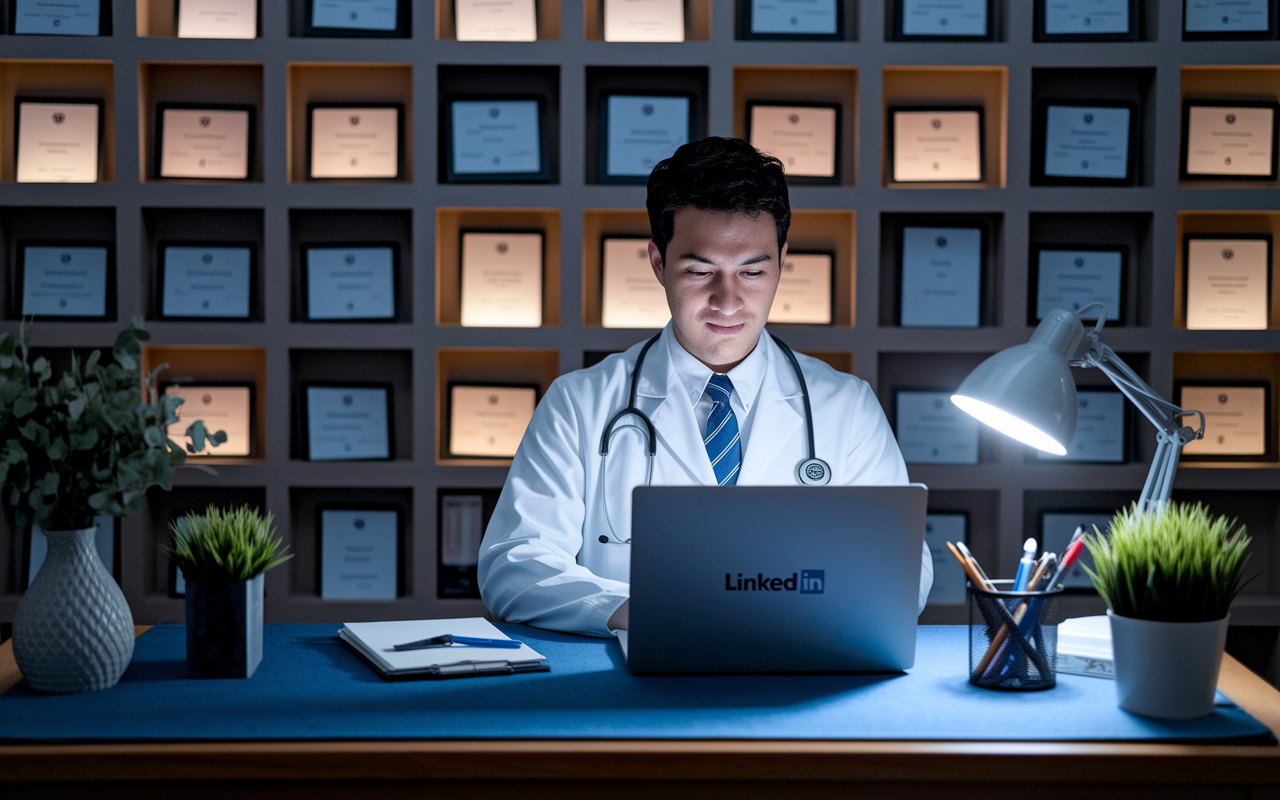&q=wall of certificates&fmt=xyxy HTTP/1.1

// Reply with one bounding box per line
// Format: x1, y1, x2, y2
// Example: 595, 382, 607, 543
1, 0, 1279, 629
